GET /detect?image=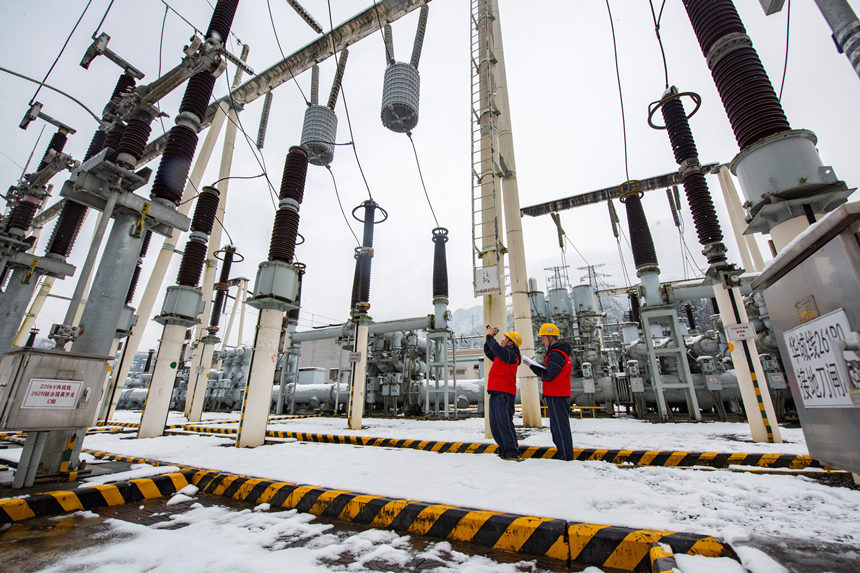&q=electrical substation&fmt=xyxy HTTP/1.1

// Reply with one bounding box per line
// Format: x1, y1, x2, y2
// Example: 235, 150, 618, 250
0, 1, 859, 571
